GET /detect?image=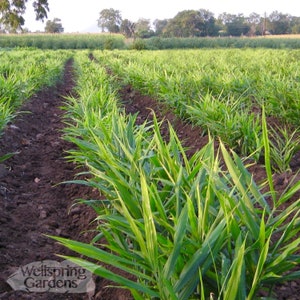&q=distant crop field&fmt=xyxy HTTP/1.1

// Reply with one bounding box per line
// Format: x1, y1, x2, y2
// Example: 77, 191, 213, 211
0, 33, 125, 49
1, 33, 300, 49
262, 34, 300, 38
